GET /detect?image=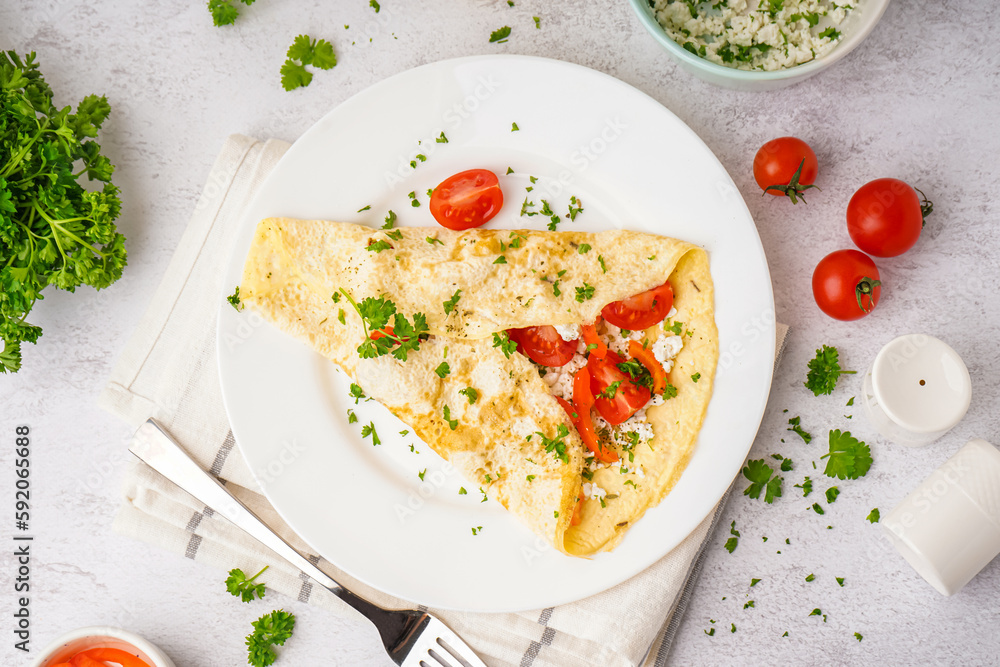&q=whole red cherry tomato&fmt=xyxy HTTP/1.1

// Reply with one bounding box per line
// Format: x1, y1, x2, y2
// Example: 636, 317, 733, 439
812, 249, 882, 321
429, 168, 503, 230
753, 137, 819, 204
846, 178, 933, 257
